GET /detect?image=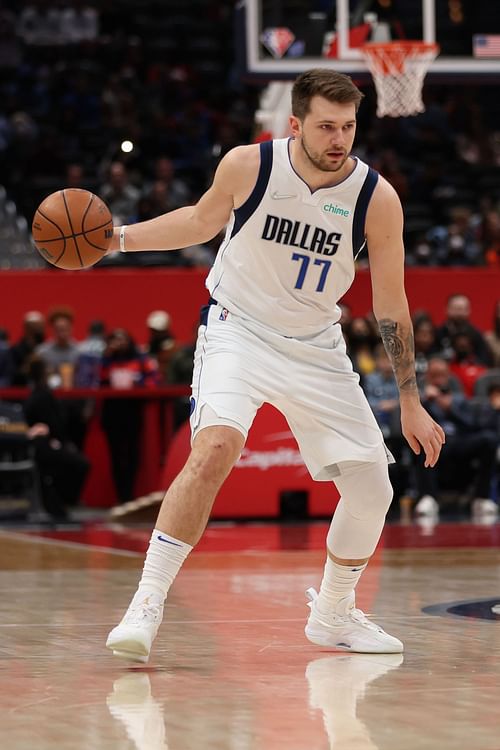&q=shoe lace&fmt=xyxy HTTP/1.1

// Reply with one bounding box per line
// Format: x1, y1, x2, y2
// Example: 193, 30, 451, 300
346, 606, 382, 632
125, 603, 162, 625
